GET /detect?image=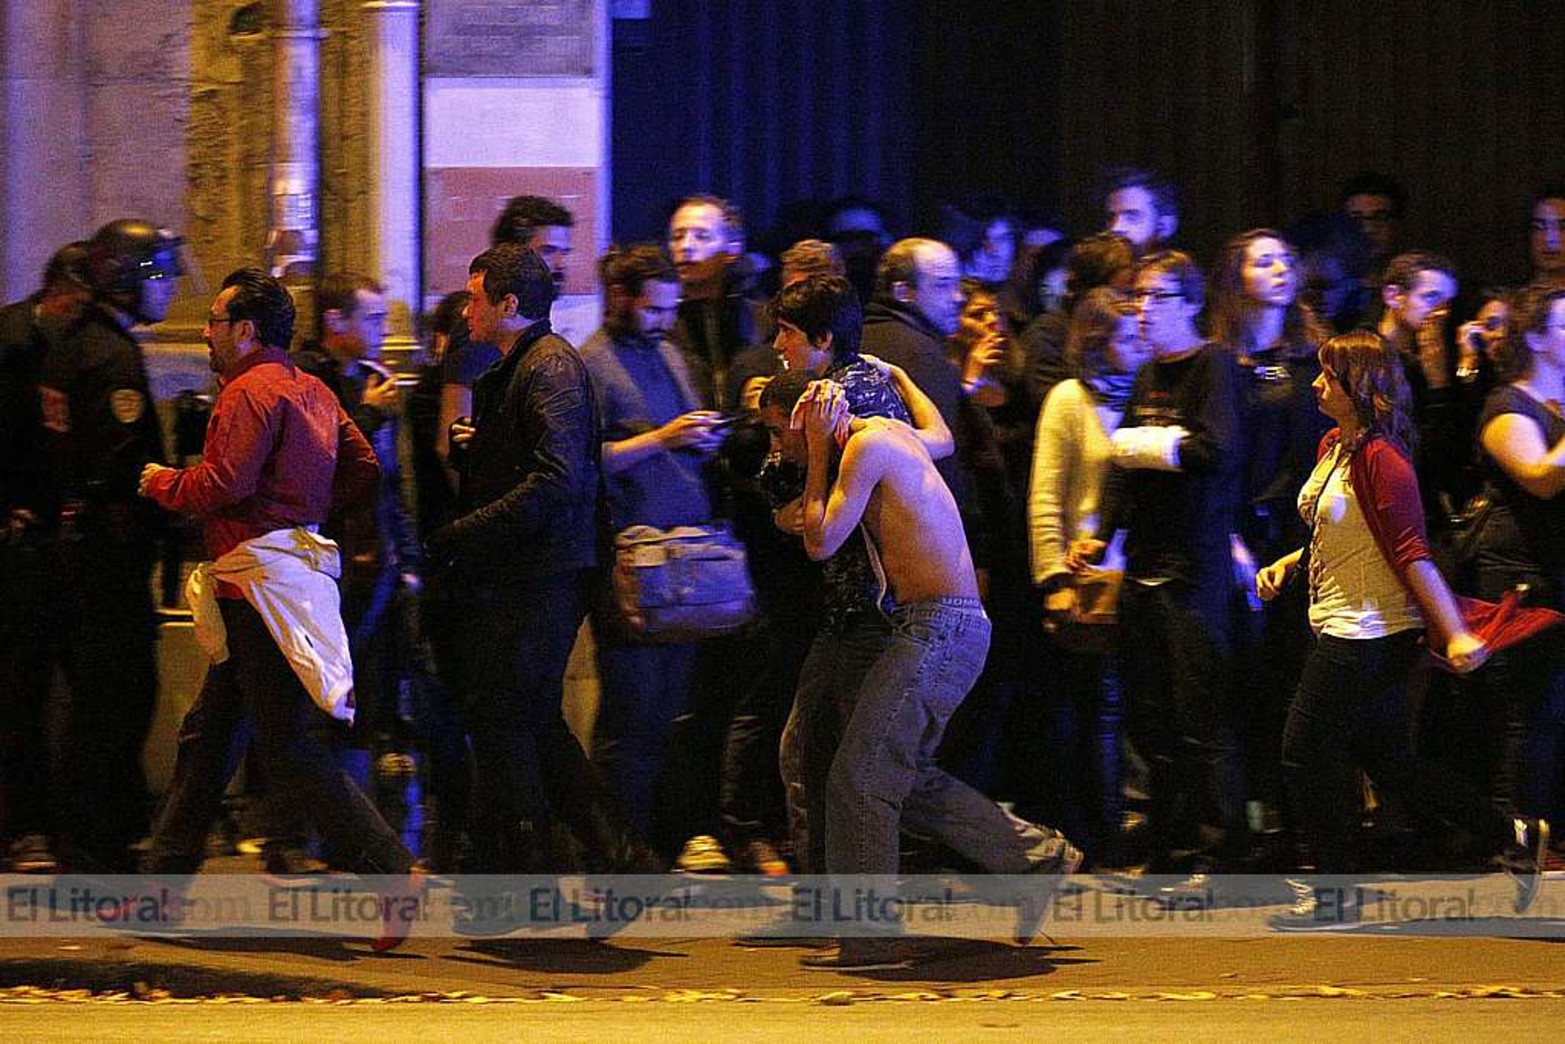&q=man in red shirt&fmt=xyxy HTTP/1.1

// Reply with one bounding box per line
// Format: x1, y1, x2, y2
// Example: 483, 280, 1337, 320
135, 268, 420, 949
